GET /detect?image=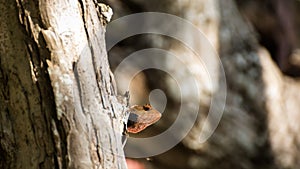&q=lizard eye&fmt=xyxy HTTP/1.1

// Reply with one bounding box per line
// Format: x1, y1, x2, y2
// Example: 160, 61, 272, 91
143, 104, 151, 111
